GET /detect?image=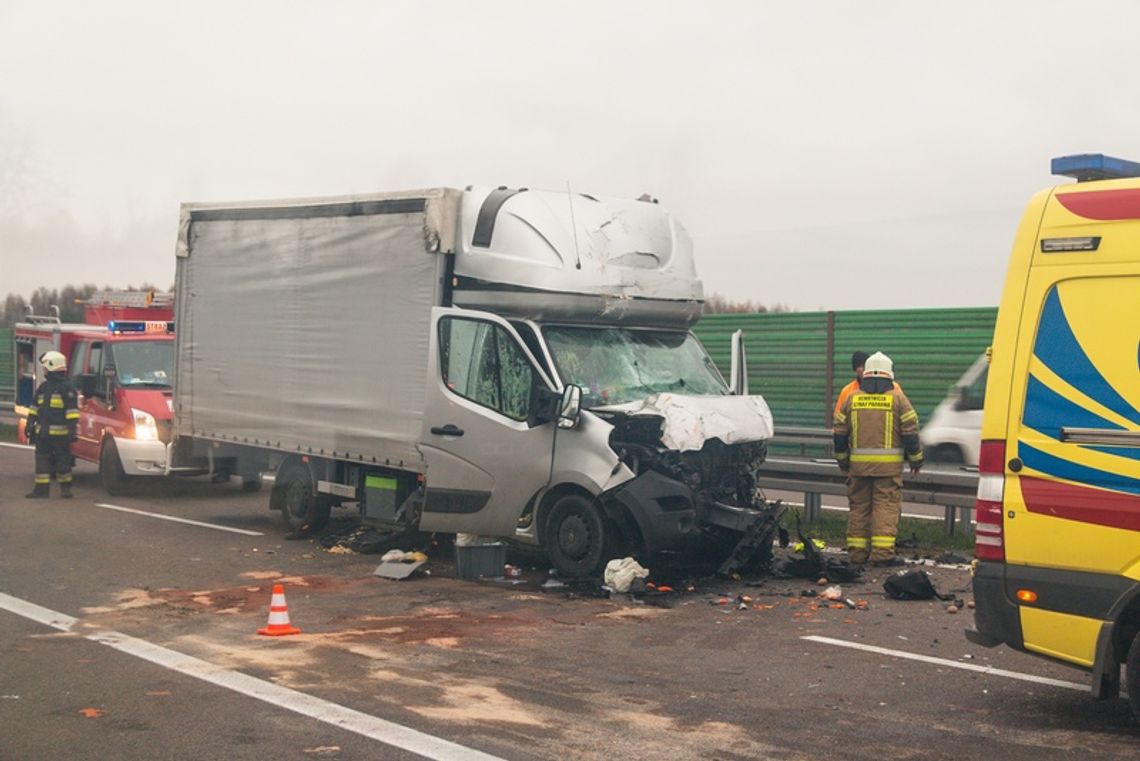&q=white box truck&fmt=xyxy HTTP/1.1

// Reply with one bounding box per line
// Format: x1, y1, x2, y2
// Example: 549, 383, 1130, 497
169, 186, 777, 576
